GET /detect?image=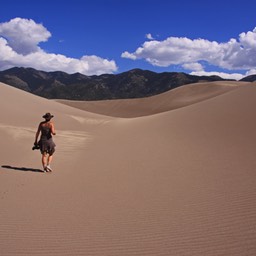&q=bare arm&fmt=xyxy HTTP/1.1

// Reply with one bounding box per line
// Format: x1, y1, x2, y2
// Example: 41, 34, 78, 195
50, 122, 56, 135
35, 124, 41, 144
